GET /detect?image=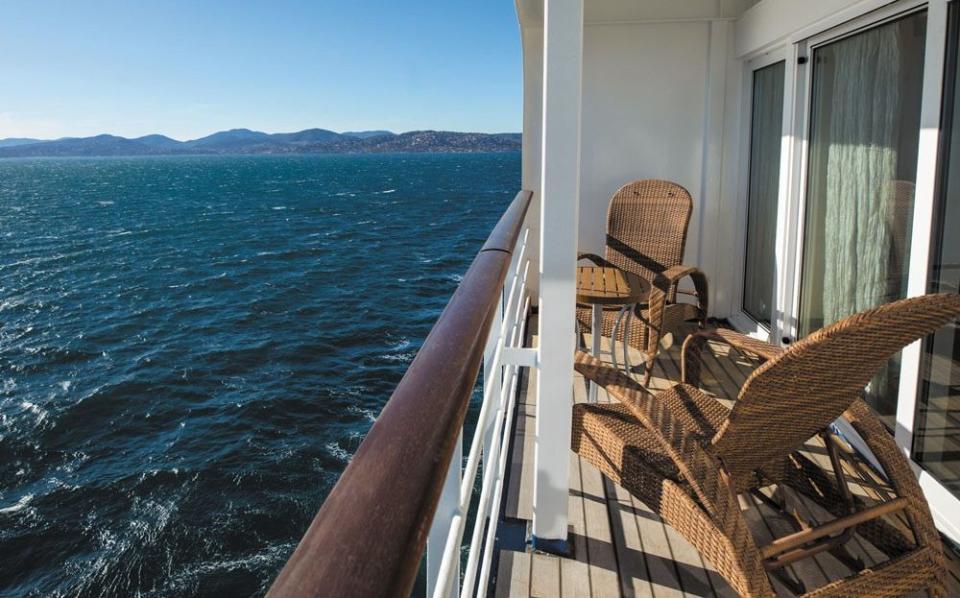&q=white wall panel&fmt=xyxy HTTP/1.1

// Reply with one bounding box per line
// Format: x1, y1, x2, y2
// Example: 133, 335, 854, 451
579, 22, 712, 267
